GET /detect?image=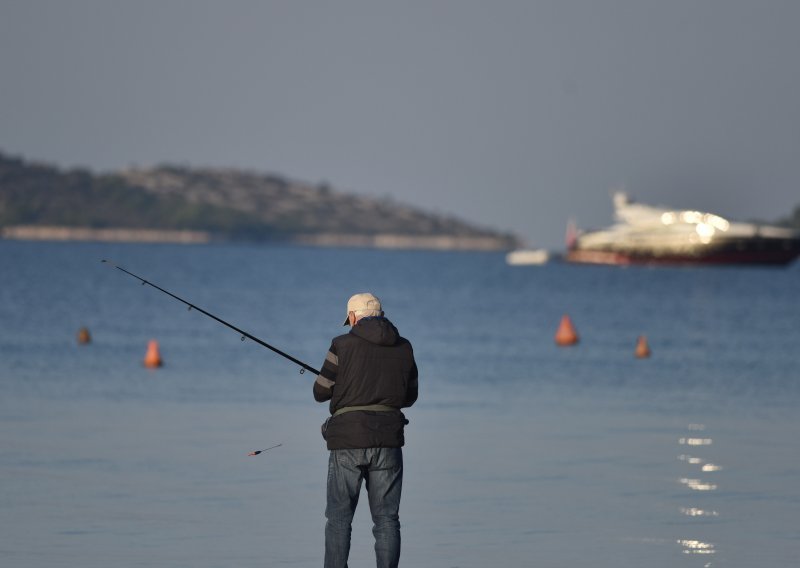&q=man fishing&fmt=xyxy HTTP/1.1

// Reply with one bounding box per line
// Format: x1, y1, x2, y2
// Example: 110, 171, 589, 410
103, 263, 418, 565
314, 292, 418, 568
